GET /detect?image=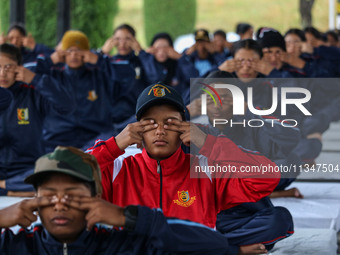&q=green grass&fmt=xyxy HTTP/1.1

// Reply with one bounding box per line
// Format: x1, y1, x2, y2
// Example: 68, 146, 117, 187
115, 0, 329, 47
